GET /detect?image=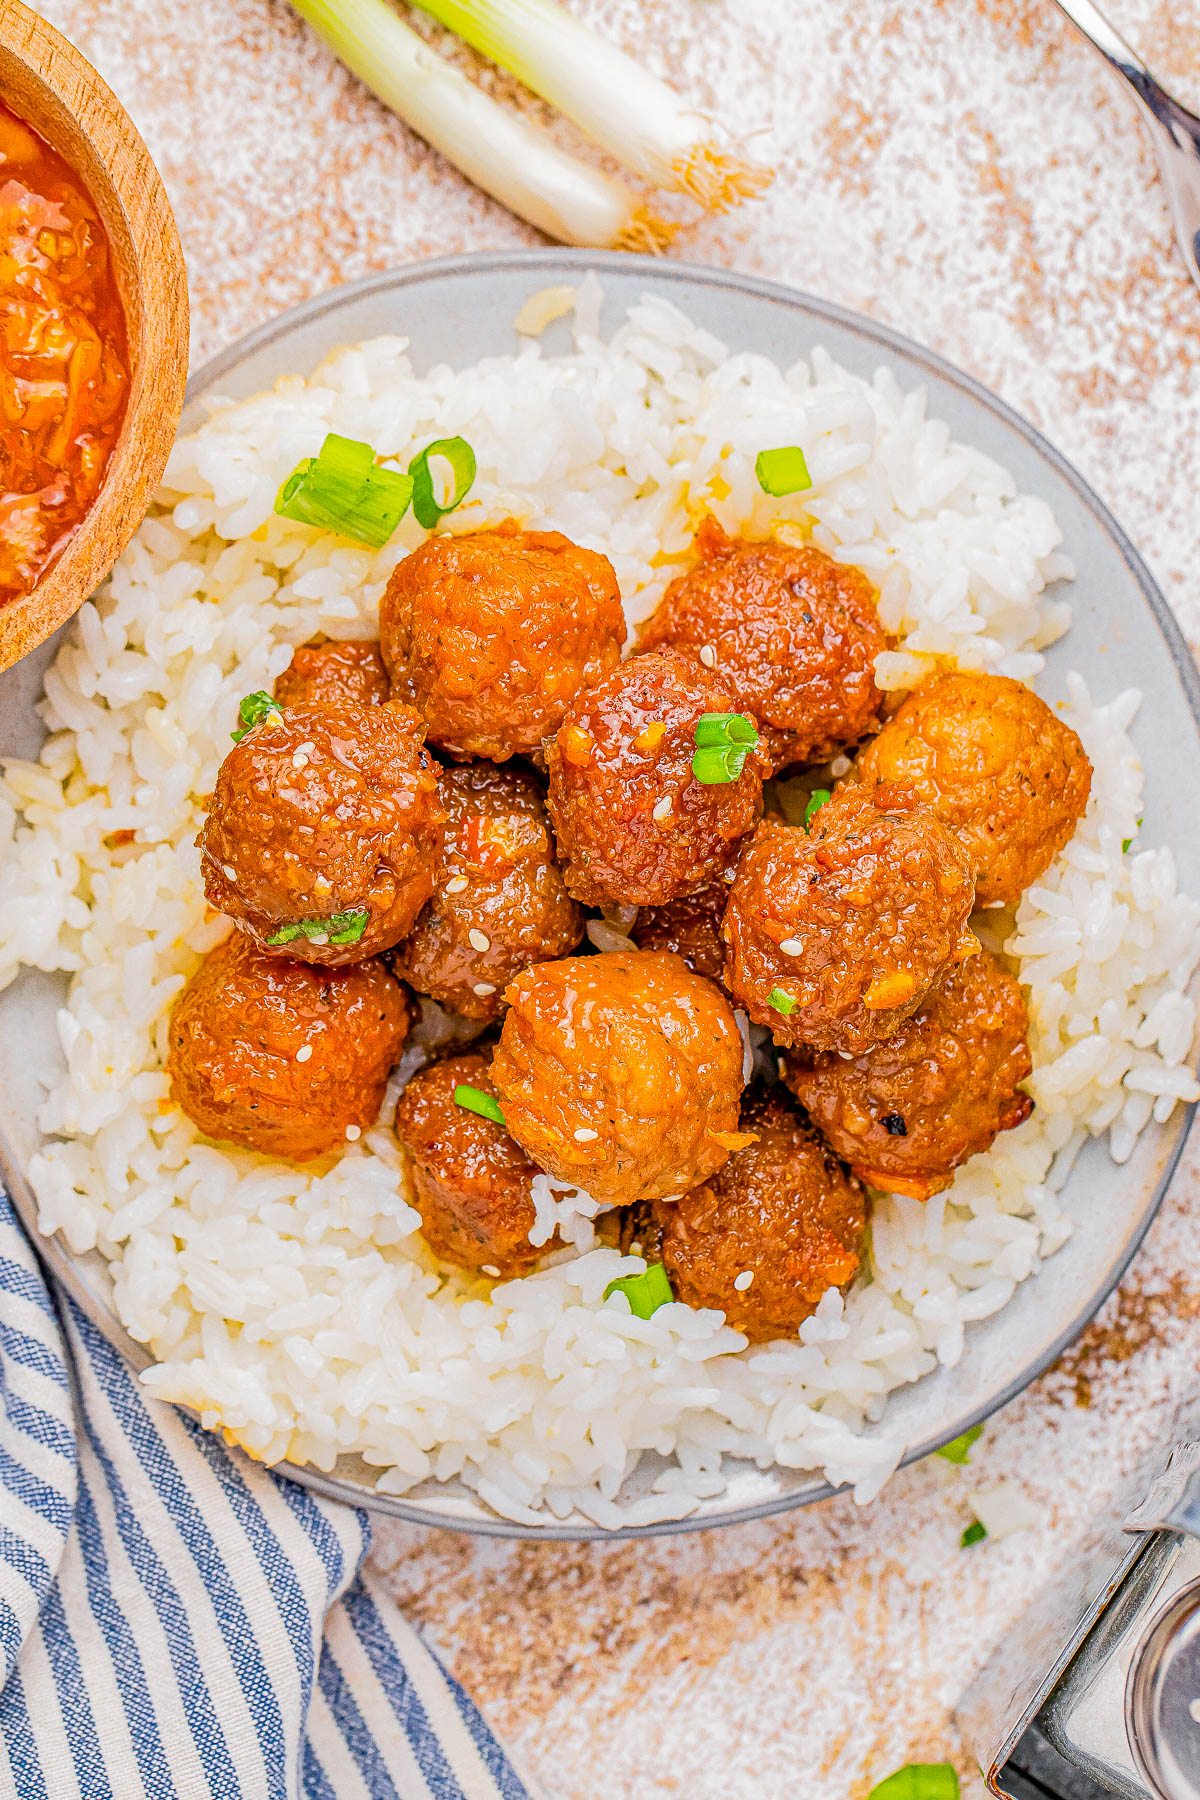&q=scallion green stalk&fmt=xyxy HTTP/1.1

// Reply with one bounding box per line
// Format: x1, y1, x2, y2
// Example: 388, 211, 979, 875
289, 0, 672, 250
408, 0, 774, 210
